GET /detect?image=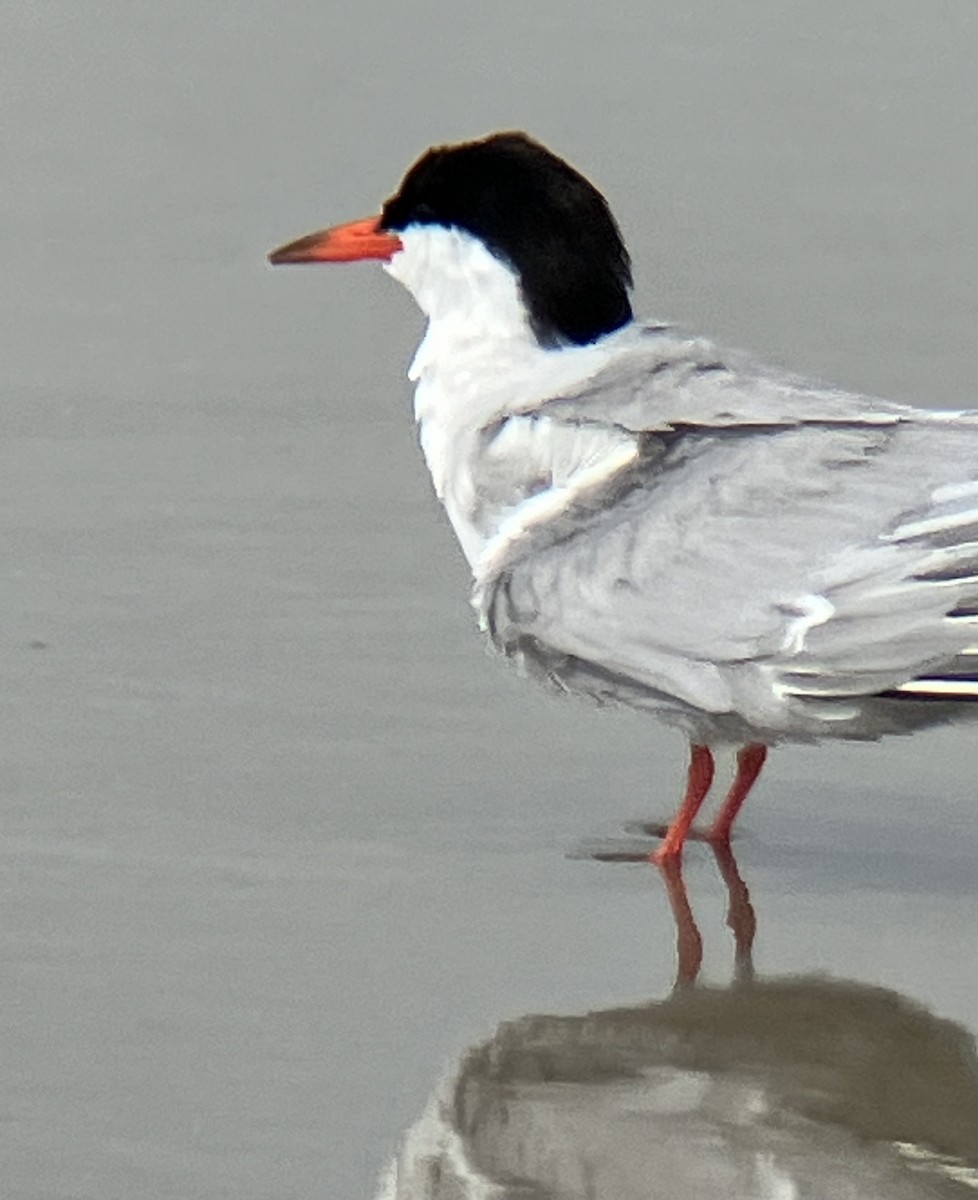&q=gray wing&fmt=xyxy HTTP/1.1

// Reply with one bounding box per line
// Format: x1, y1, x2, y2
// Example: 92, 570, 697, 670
525, 322, 912, 432
484, 417, 978, 721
